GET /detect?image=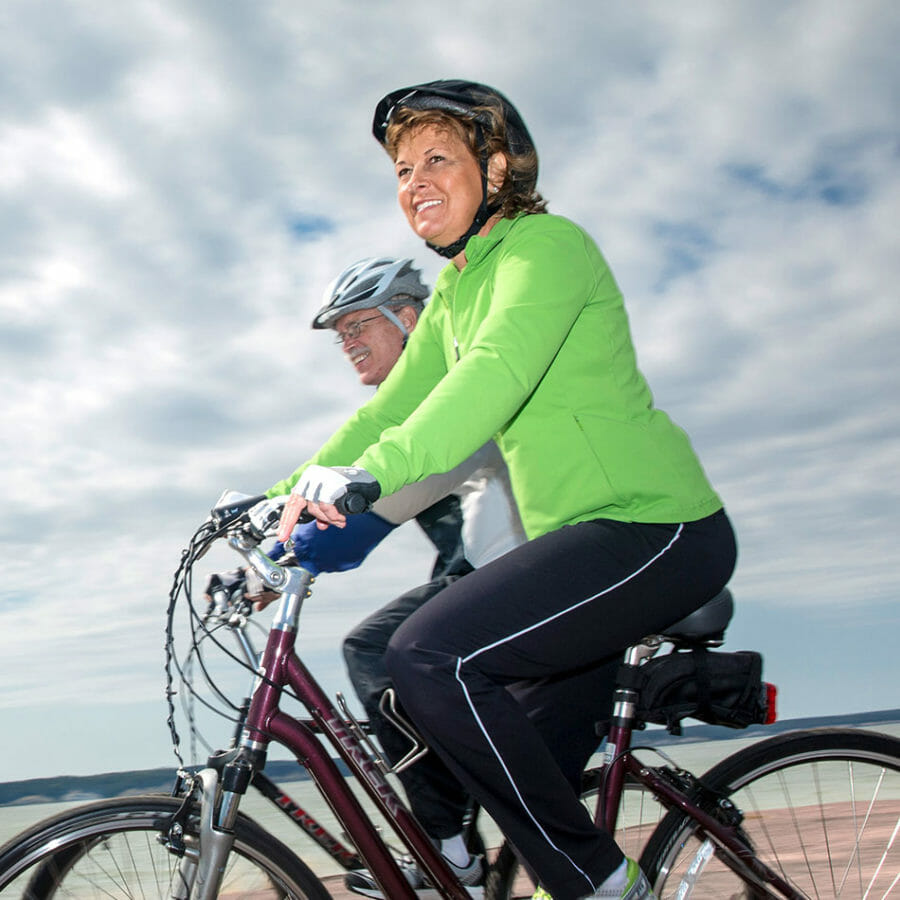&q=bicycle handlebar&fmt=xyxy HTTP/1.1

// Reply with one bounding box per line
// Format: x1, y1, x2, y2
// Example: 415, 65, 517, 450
211, 485, 372, 532
337, 489, 371, 515
210, 493, 267, 529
